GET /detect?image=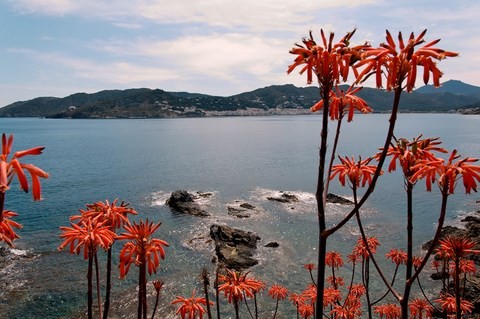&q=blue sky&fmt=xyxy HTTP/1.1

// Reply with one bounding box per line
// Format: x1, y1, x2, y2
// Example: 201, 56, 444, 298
1, 0, 479, 107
